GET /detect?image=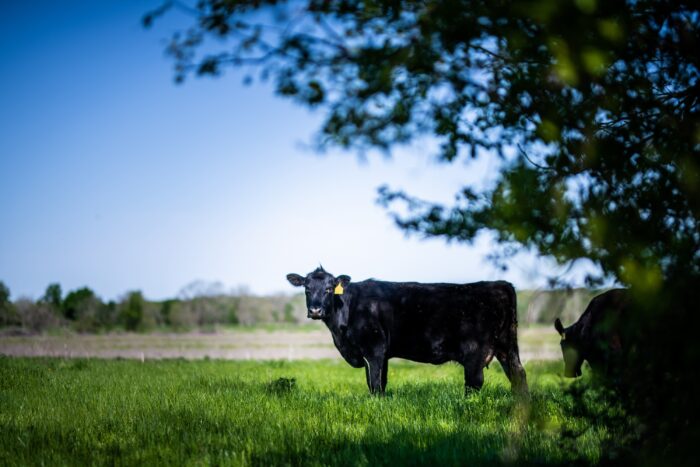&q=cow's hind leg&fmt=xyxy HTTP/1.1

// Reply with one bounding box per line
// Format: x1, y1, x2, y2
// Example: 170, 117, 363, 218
497, 350, 528, 394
